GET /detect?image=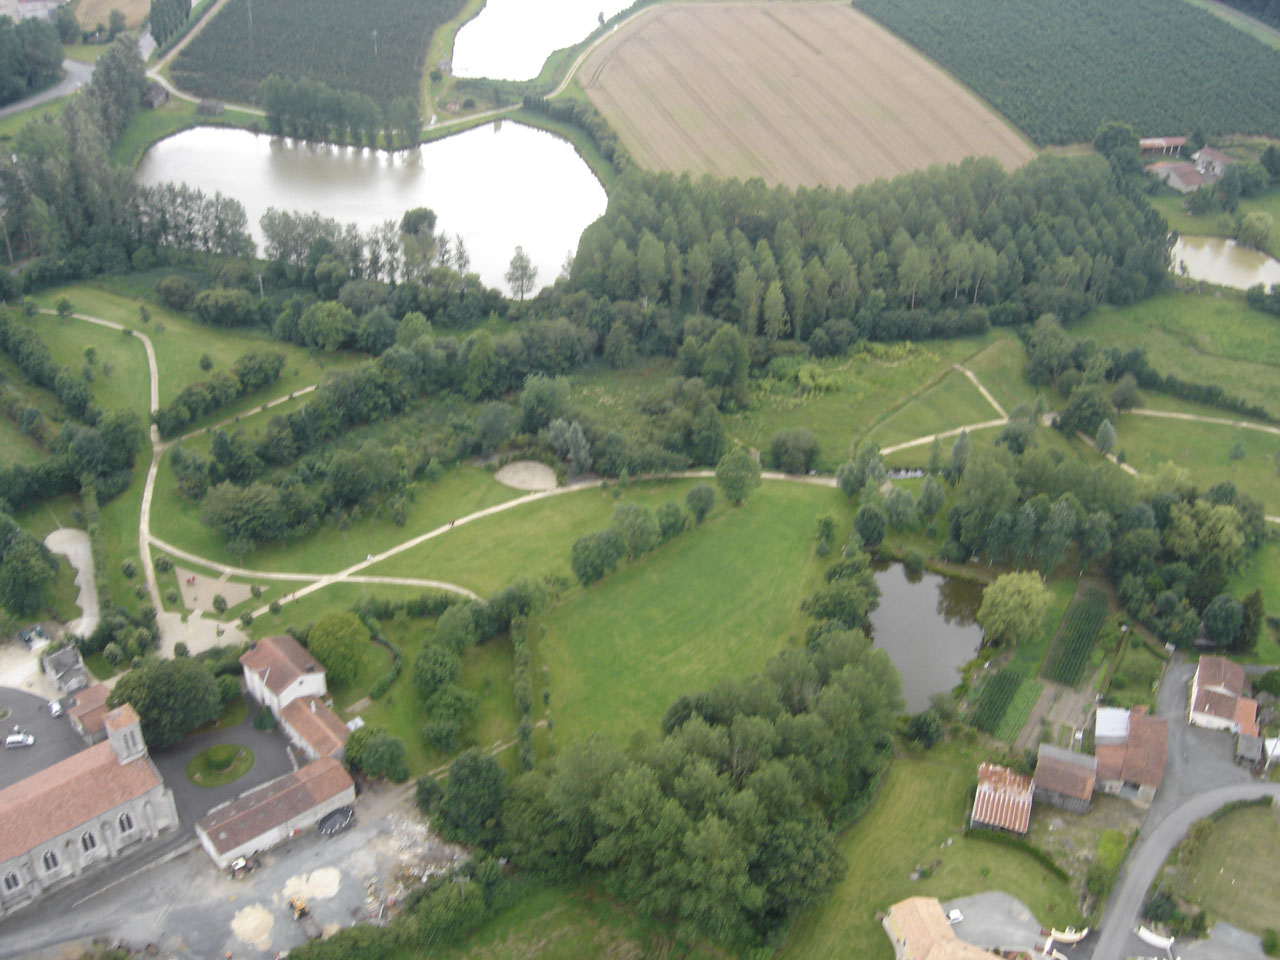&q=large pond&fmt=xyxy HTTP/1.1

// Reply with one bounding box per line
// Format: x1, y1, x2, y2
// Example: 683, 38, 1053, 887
134, 122, 607, 293
868, 562, 985, 713
1171, 234, 1280, 291
452, 0, 633, 81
